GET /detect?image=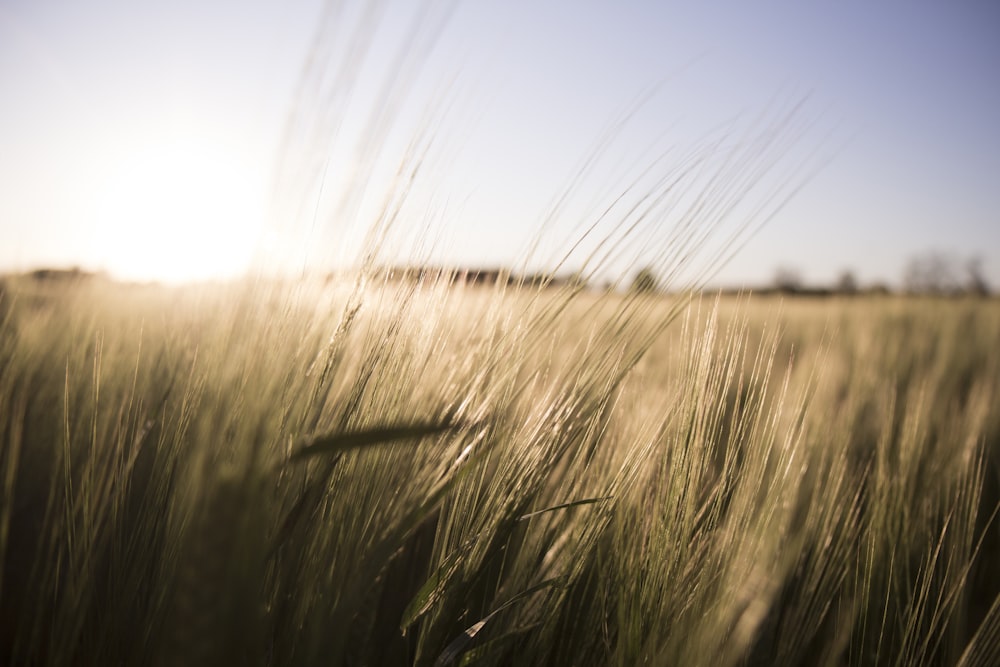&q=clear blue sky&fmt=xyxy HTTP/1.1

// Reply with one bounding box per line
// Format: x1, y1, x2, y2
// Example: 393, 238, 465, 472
1, 0, 997, 287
